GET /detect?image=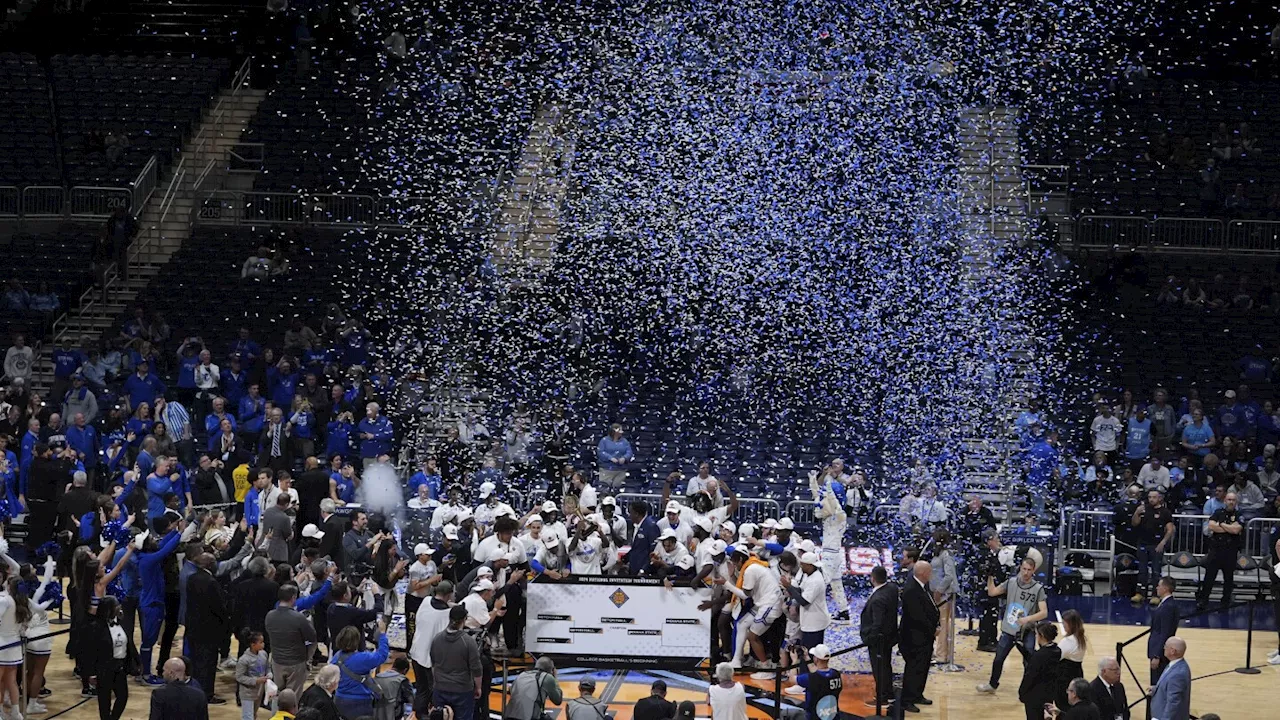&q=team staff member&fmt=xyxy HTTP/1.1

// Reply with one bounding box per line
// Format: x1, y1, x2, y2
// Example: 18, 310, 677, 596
899, 561, 938, 713
858, 566, 898, 710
